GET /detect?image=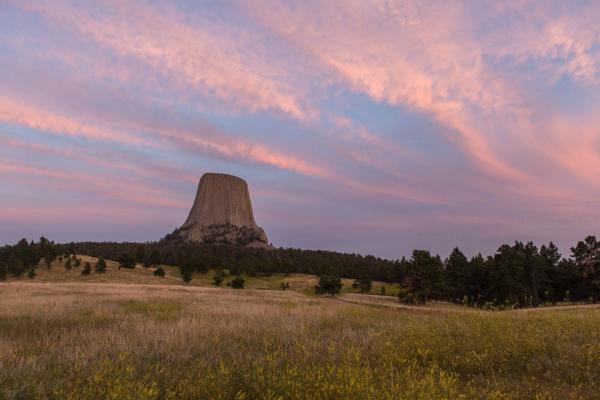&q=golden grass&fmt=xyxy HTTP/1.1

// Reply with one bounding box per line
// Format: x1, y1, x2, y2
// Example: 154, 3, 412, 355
18, 256, 401, 296
1, 280, 599, 399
